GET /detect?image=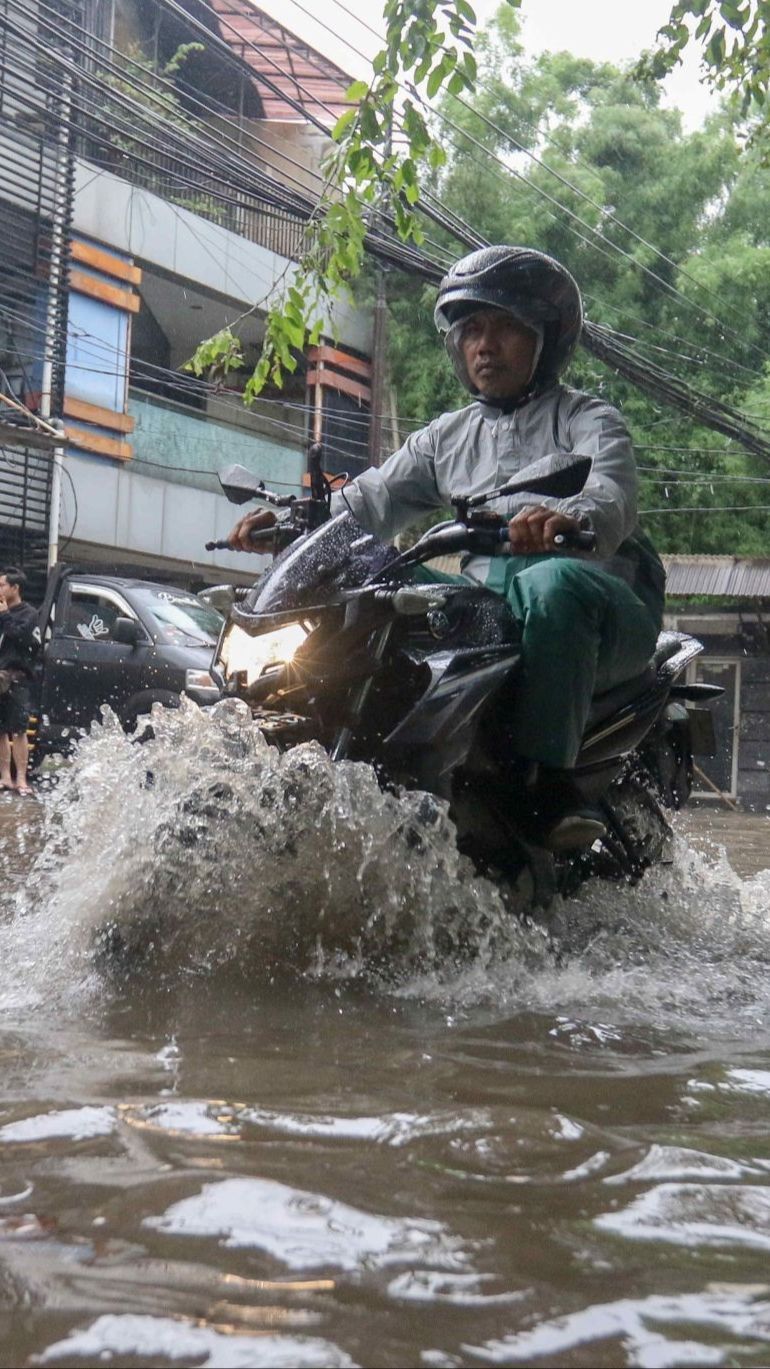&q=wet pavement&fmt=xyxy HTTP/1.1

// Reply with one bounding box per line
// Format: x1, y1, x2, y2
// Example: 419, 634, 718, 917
679, 805, 770, 879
